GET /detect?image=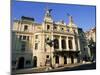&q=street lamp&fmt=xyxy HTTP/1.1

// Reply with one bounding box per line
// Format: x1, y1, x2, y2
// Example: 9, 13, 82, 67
88, 40, 96, 62
45, 37, 54, 67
